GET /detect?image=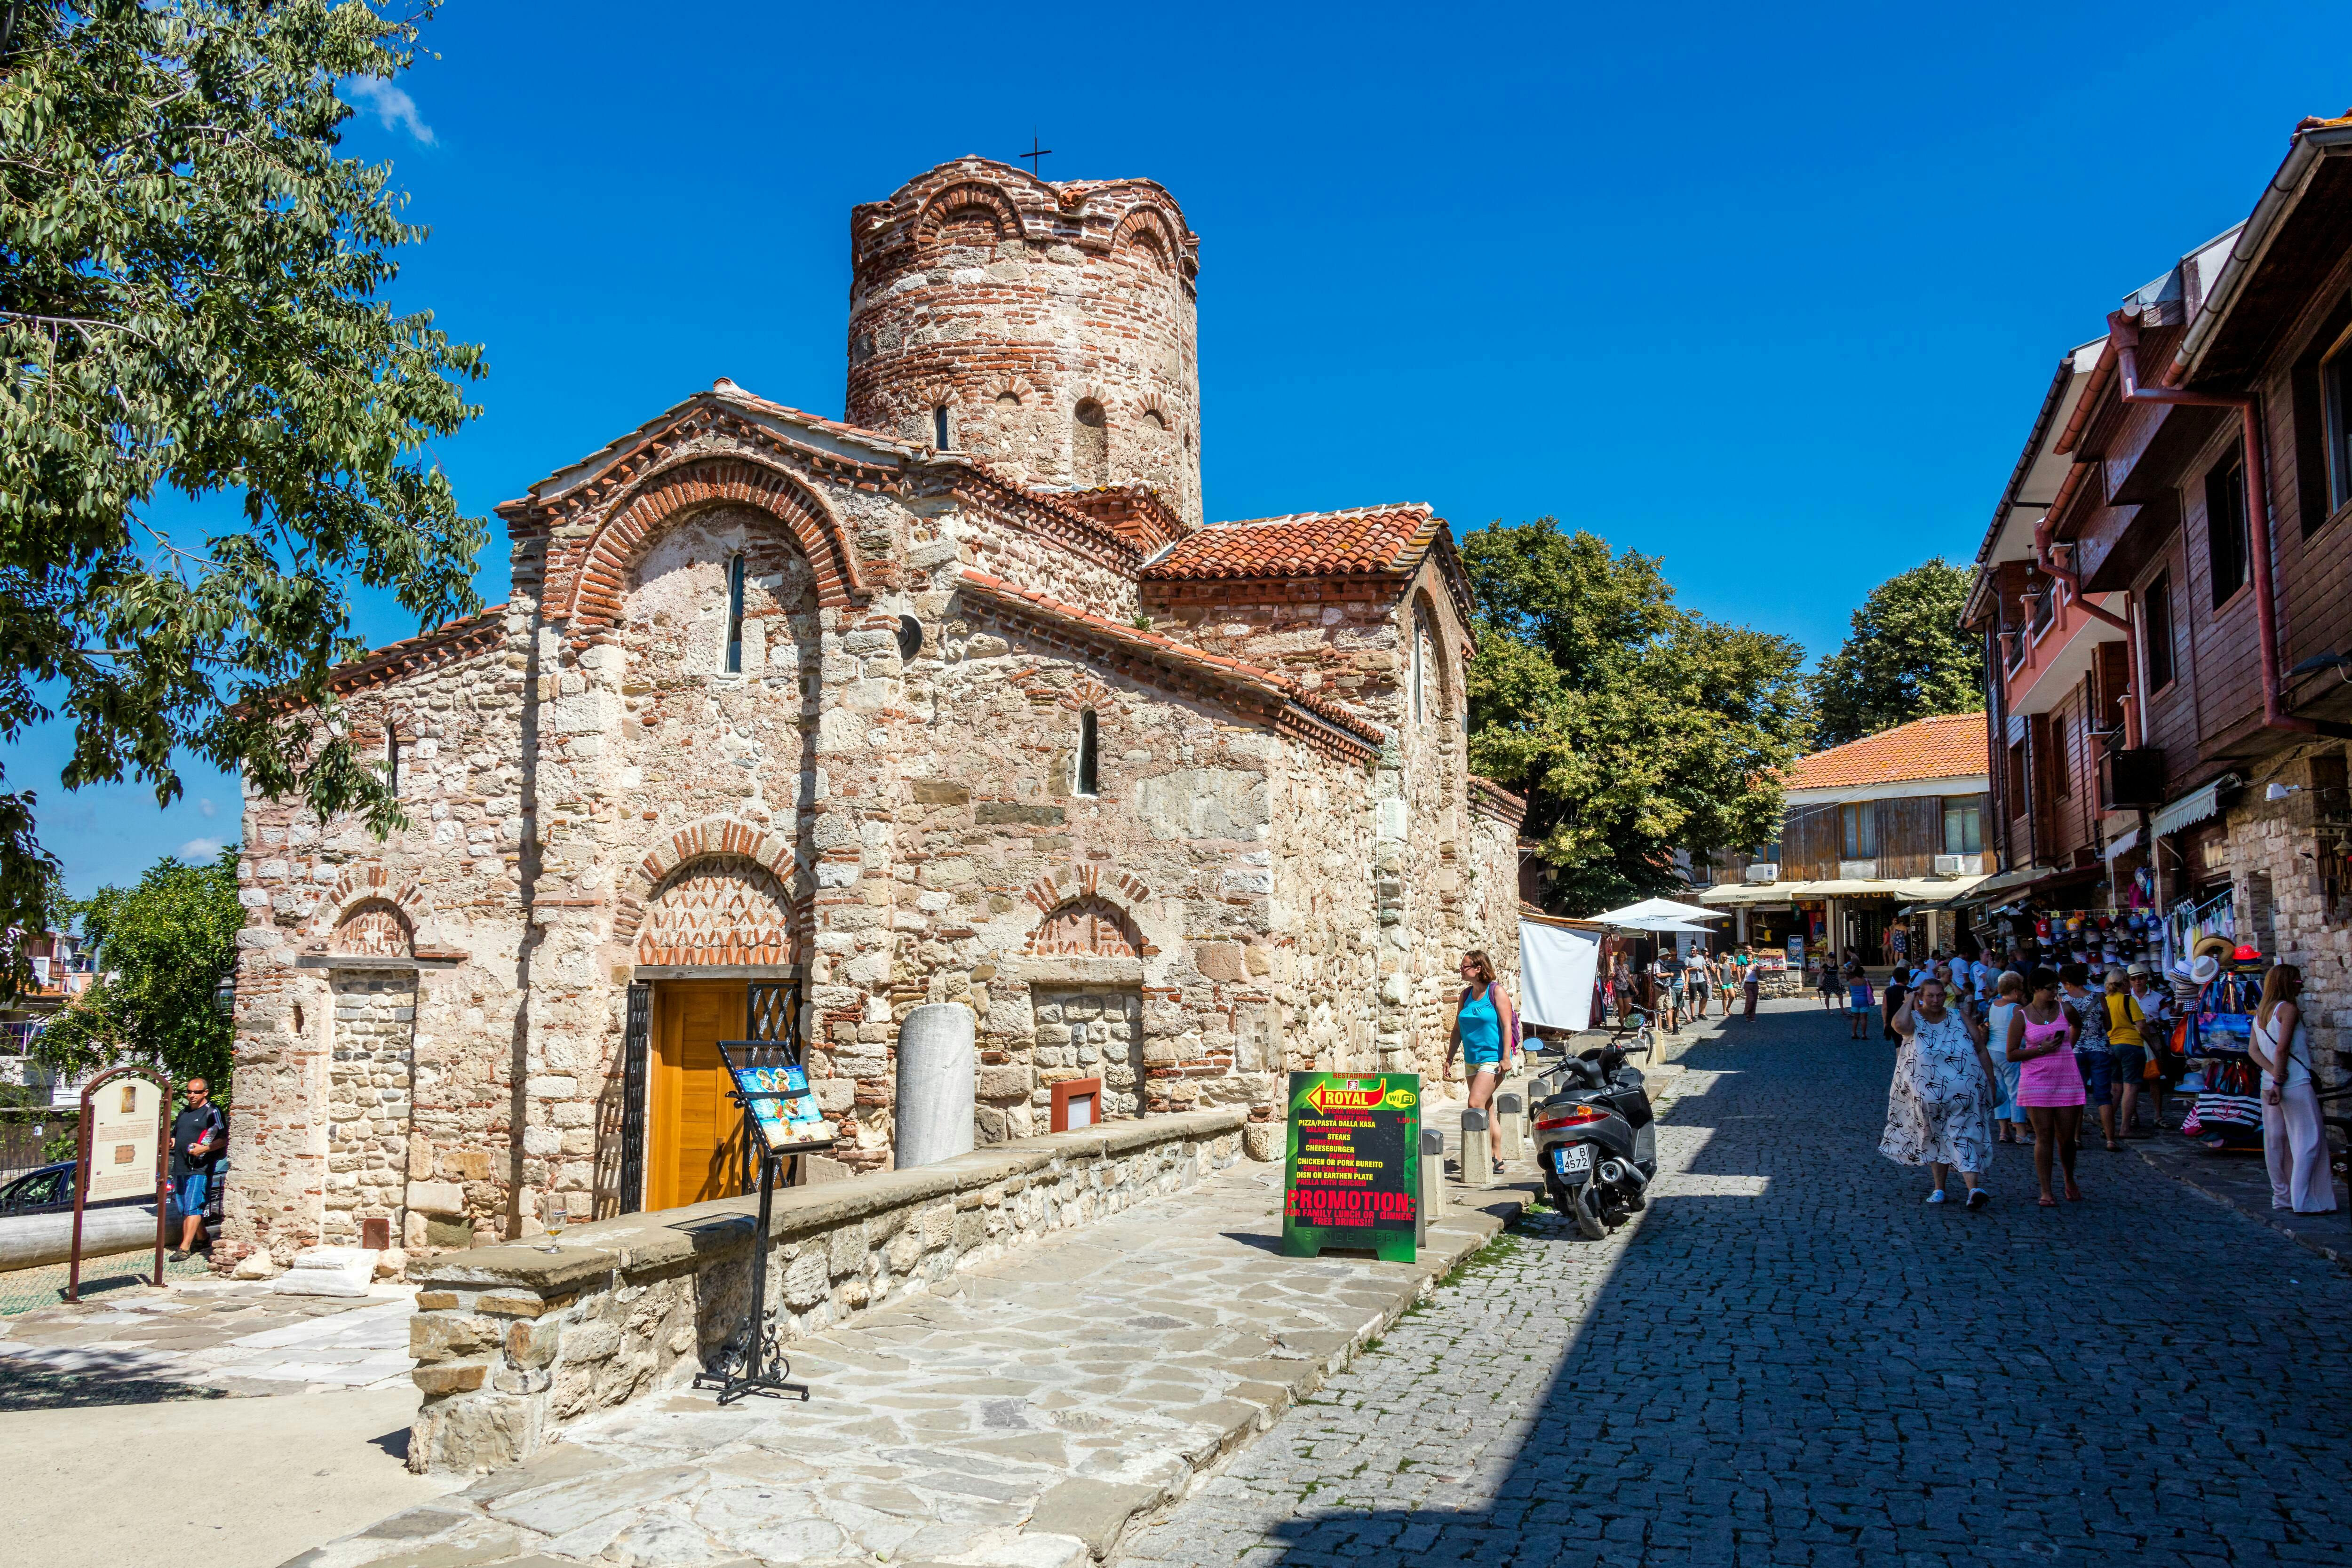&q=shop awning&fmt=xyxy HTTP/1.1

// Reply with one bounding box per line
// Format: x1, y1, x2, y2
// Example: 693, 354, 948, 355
1952, 863, 2054, 906
2150, 774, 2241, 840
2102, 826, 2140, 862
1696, 883, 1793, 906
1705, 875, 1989, 904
